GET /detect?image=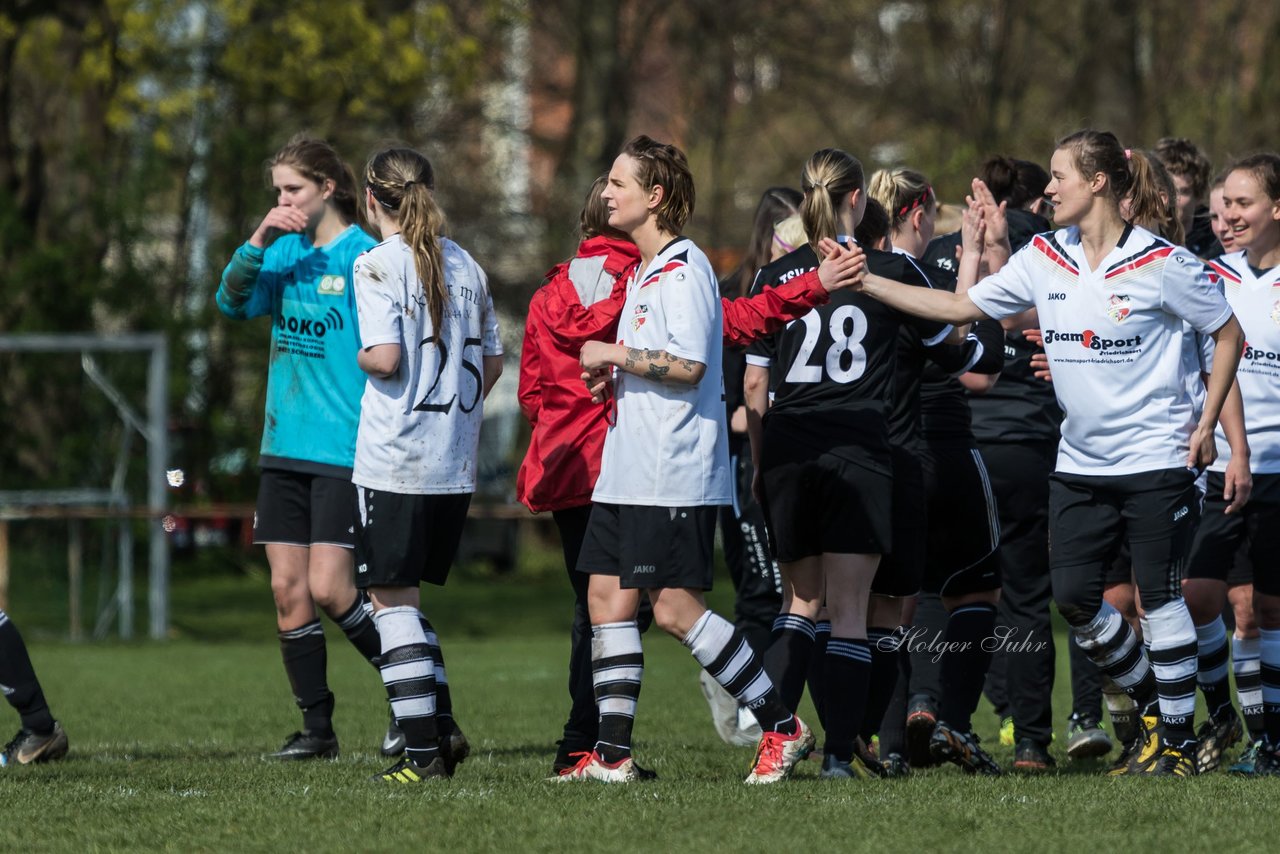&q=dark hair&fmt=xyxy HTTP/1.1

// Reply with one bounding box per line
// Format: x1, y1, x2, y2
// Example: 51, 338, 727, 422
1227, 153, 1280, 202
979, 155, 1050, 210
1055, 129, 1131, 202
800, 149, 866, 247
620, 135, 695, 234
364, 148, 449, 335
1127, 149, 1184, 245
727, 187, 802, 297
269, 135, 360, 225
868, 167, 935, 228
578, 175, 627, 241
854, 197, 890, 248
1155, 137, 1213, 201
